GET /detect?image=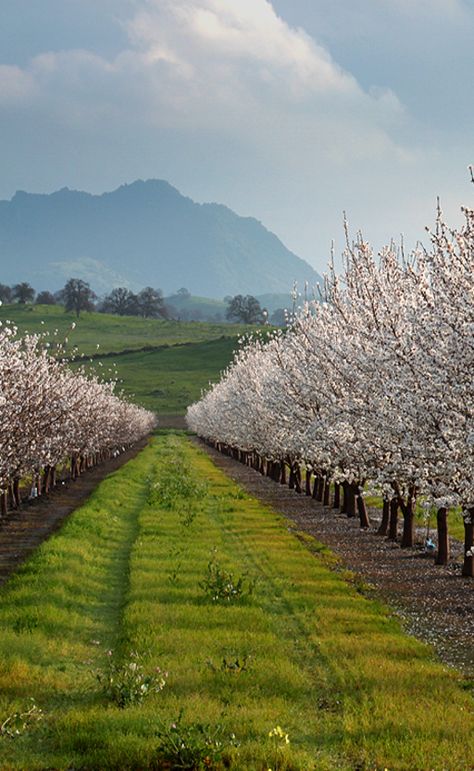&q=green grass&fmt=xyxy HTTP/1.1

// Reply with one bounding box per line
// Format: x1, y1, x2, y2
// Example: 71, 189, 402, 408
76, 336, 240, 414
0, 434, 471, 770
0, 303, 256, 357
